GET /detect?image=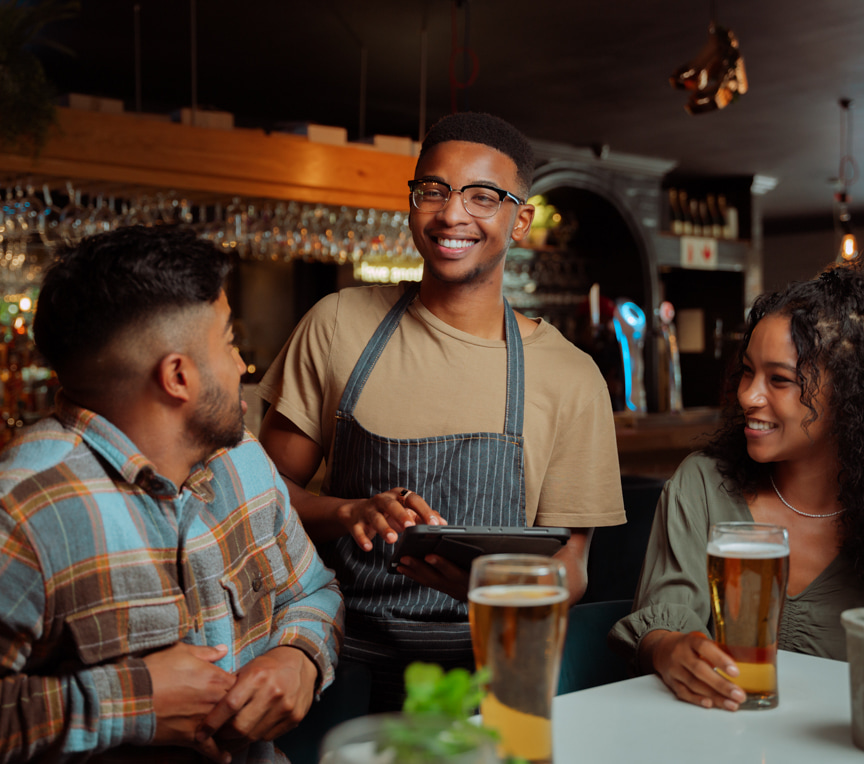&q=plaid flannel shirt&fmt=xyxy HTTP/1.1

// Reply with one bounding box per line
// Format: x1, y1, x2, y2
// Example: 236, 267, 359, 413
0, 394, 343, 763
